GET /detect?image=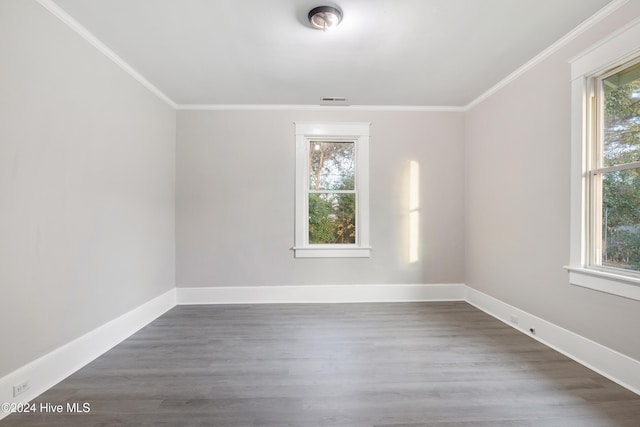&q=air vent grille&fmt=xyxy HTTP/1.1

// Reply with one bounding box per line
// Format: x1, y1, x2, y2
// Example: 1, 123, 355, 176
320, 96, 349, 106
